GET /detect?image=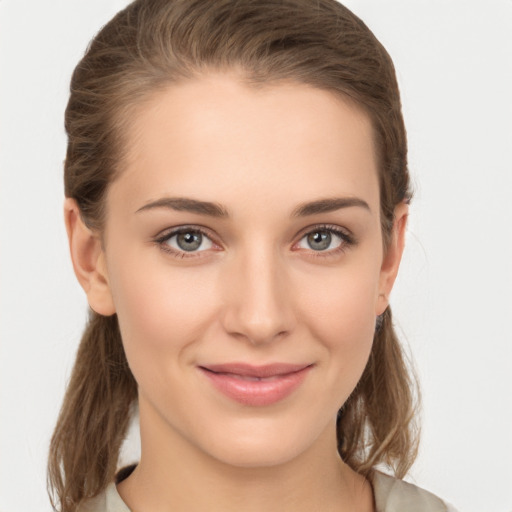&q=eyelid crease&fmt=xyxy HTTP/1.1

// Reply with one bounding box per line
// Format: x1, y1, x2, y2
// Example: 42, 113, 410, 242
153, 225, 221, 259
154, 224, 217, 241
291, 224, 357, 259
293, 223, 355, 243
152, 223, 357, 260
